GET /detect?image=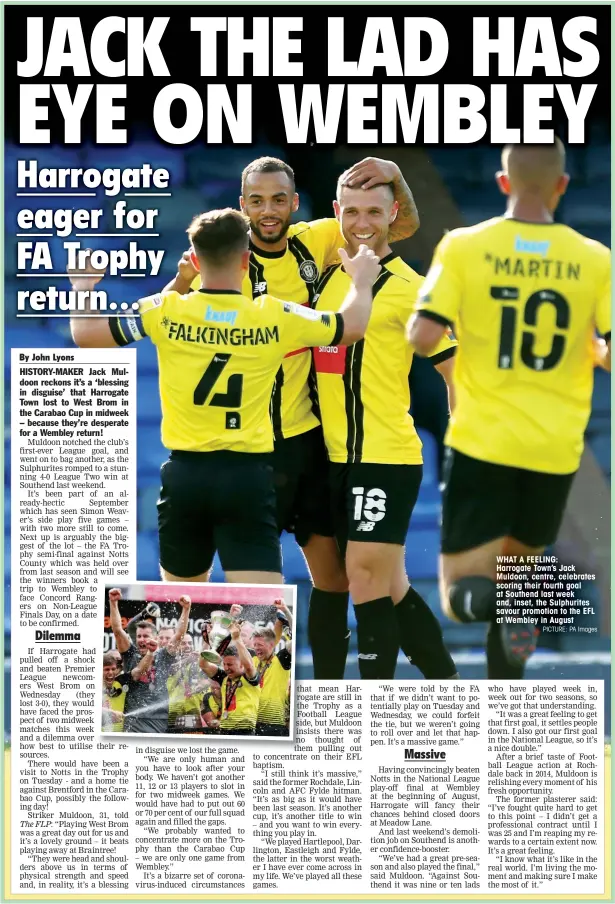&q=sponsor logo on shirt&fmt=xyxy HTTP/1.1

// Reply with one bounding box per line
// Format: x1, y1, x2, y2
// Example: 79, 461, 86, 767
514, 236, 551, 256
205, 305, 238, 326
313, 344, 347, 375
